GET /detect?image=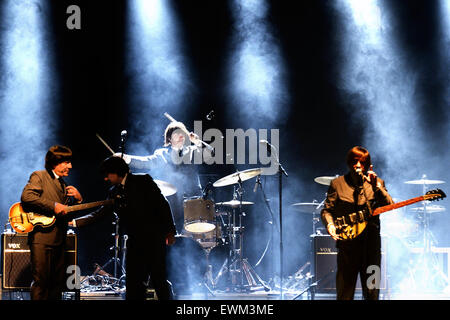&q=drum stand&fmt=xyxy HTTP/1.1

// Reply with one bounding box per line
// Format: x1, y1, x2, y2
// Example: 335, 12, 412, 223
405, 182, 449, 293
227, 179, 270, 292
